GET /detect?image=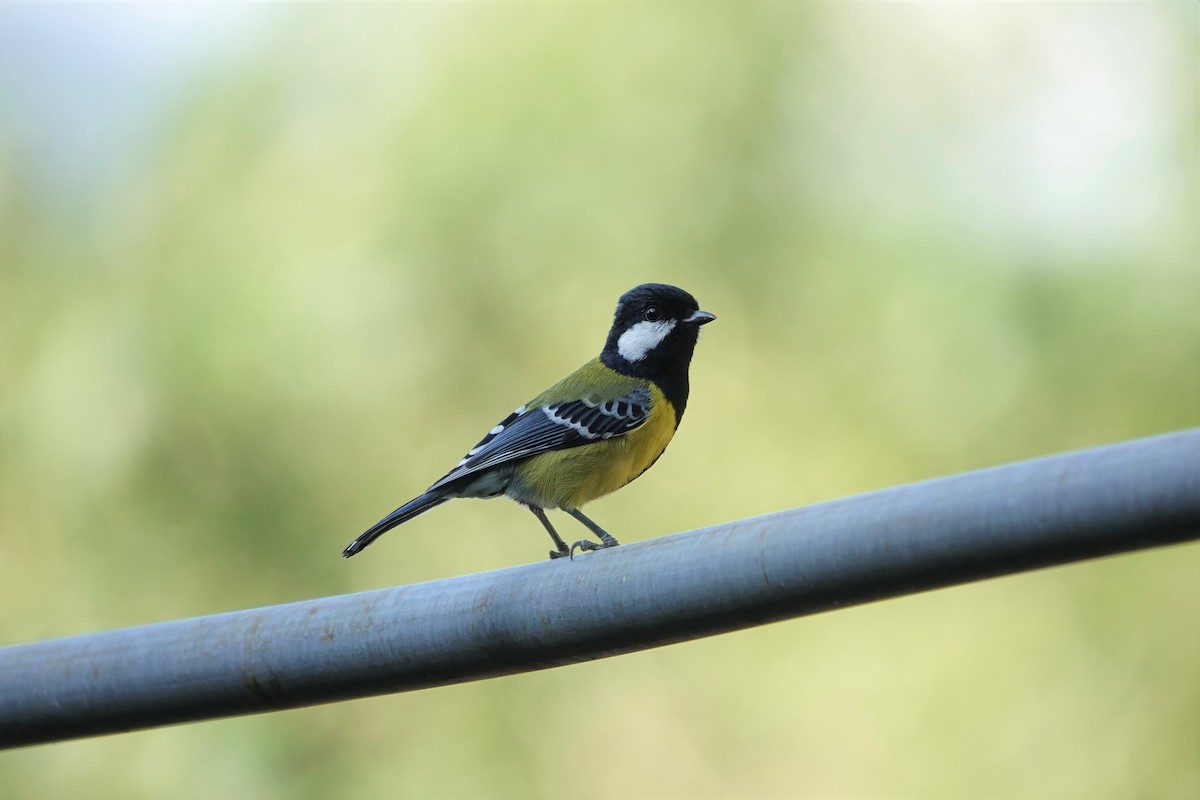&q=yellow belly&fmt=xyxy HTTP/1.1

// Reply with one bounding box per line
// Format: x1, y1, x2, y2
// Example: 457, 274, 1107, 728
509, 386, 677, 510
